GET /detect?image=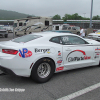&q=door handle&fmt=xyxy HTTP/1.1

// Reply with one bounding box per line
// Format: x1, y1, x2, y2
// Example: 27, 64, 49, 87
66, 48, 71, 51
